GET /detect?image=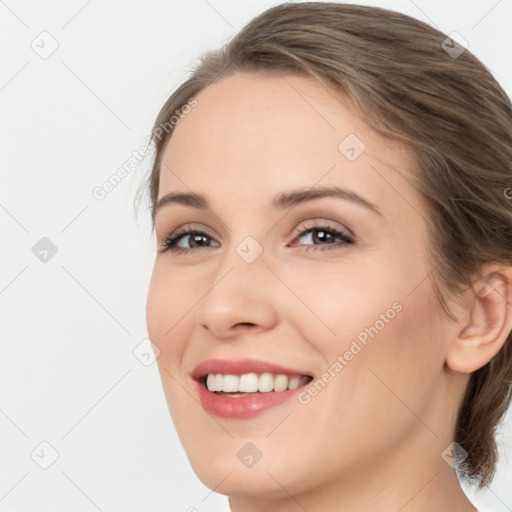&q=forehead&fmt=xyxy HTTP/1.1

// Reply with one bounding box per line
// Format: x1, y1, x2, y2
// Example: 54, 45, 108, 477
158, 72, 420, 219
